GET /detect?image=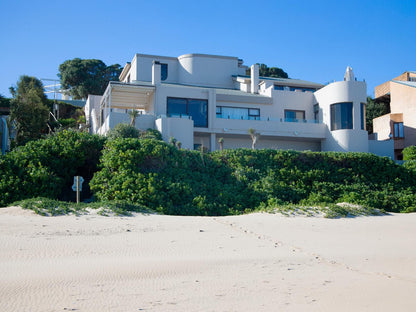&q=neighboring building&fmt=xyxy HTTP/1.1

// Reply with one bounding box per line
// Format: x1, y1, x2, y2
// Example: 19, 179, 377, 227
86, 53, 375, 154
373, 71, 416, 160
